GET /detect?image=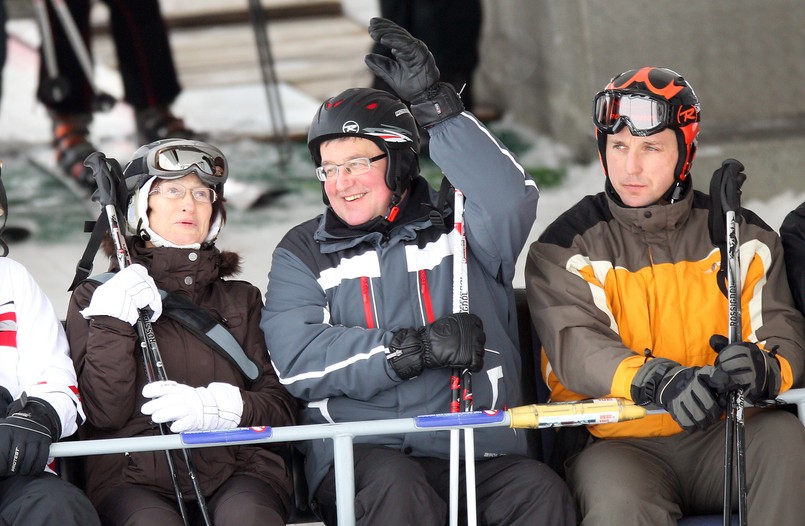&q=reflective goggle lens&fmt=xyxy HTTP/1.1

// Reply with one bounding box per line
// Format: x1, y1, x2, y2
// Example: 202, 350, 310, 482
593, 91, 670, 136
149, 145, 228, 185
